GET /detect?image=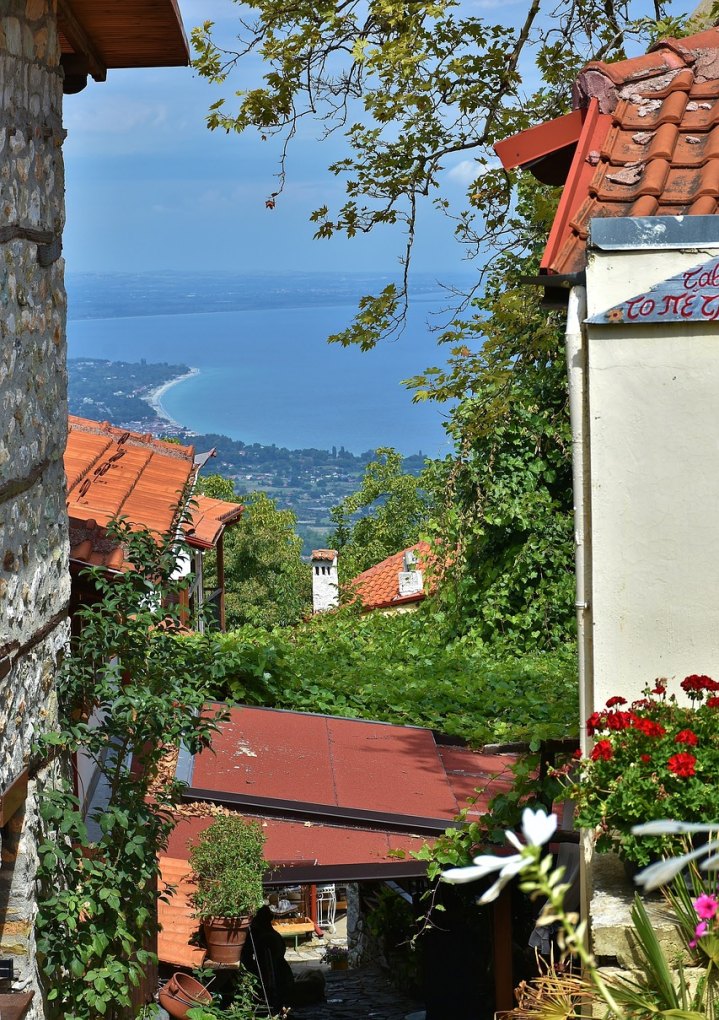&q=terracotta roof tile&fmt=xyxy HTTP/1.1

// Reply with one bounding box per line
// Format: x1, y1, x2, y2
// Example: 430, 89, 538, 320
311, 549, 338, 561
66, 416, 196, 571
350, 542, 434, 611
497, 28, 719, 275
185, 495, 244, 550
